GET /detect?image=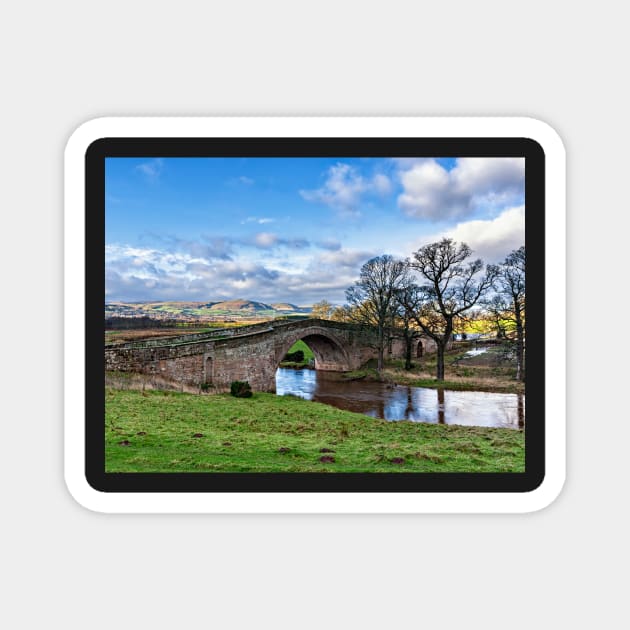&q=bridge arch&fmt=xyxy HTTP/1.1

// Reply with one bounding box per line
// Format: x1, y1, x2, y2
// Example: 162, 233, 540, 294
276, 326, 351, 372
